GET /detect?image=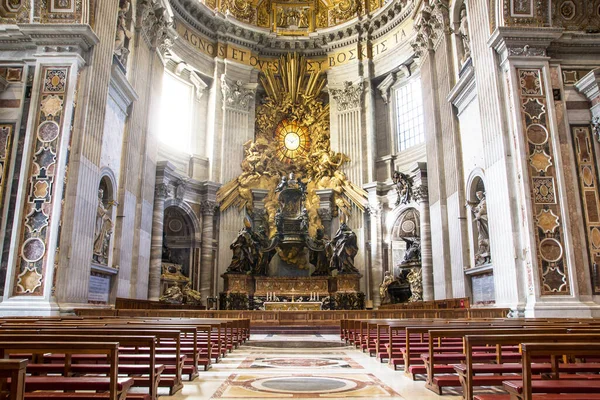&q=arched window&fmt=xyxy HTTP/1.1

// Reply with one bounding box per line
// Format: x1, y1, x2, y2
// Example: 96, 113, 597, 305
158, 71, 193, 153
394, 77, 424, 152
